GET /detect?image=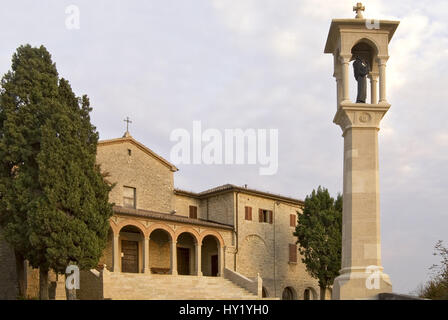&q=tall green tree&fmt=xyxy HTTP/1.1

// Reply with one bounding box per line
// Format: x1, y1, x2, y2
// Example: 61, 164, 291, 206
293, 186, 342, 300
0, 44, 113, 299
